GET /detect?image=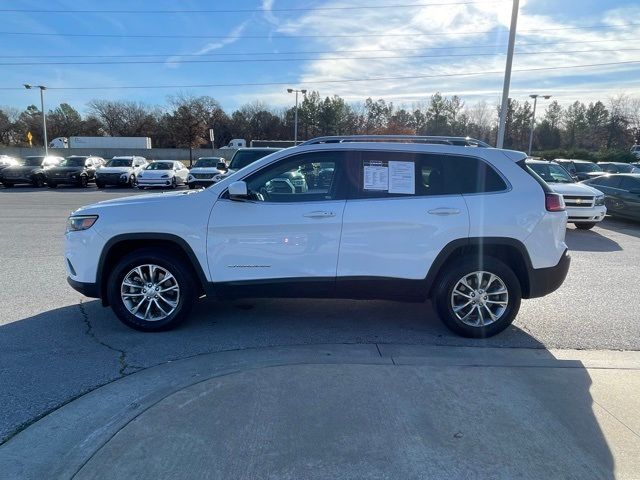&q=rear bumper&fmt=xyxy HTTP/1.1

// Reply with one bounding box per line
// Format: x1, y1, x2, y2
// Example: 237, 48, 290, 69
526, 249, 571, 298
67, 277, 100, 298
